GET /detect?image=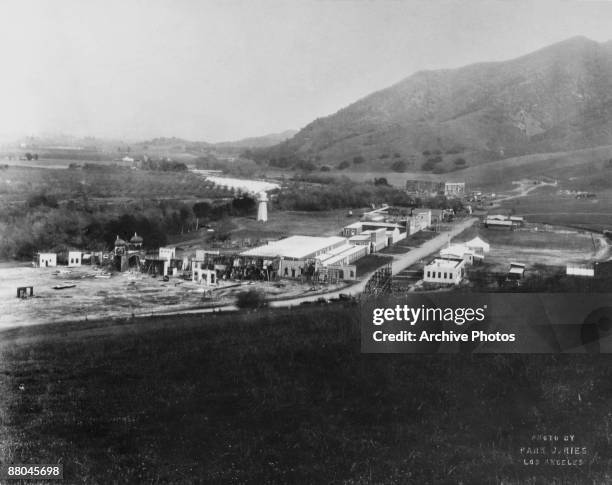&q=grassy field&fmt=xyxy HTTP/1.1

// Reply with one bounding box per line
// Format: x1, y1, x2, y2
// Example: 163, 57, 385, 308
0, 166, 231, 203
501, 190, 612, 233
456, 225, 597, 251
1, 307, 611, 483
